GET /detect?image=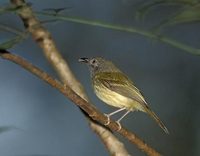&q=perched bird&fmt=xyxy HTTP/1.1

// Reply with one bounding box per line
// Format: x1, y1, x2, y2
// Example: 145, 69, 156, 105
79, 57, 169, 134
